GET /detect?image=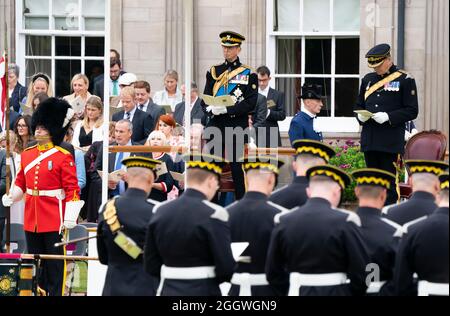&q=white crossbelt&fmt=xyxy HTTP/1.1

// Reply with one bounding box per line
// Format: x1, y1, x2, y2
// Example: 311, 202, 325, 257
230, 273, 269, 296
418, 281, 449, 296
24, 147, 59, 175
288, 272, 348, 296
26, 188, 65, 234
156, 265, 216, 296
366, 281, 386, 294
